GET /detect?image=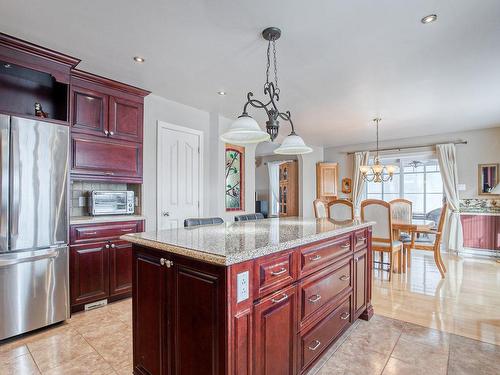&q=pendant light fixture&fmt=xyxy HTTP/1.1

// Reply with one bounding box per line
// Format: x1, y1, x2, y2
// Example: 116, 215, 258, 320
360, 118, 396, 182
220, 27, 312, 155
